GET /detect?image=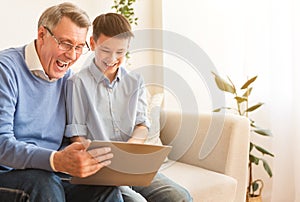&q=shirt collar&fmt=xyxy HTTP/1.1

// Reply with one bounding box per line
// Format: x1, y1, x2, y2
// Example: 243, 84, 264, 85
25, 41, 57, 82
25, 41, 42, 71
